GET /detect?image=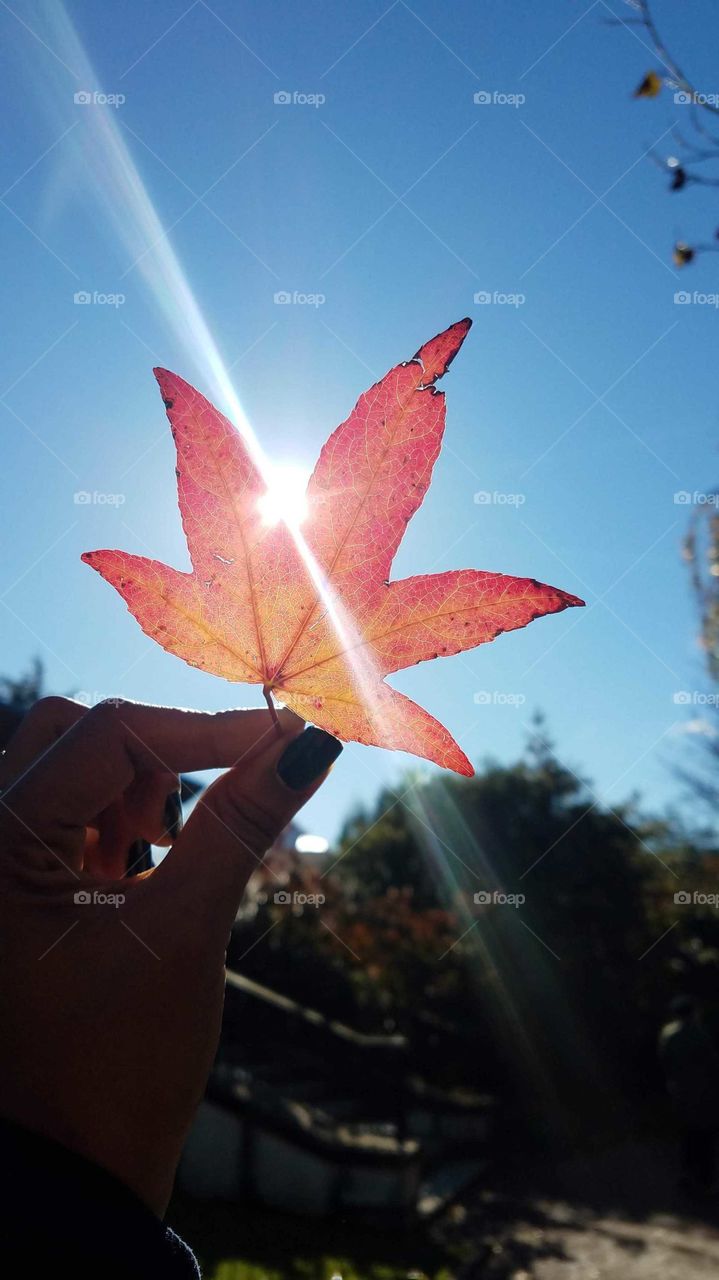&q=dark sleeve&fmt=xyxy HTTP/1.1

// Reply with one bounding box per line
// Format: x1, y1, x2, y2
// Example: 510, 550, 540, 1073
0, 1115, 200, 1279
